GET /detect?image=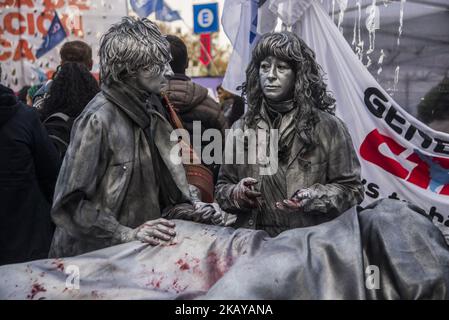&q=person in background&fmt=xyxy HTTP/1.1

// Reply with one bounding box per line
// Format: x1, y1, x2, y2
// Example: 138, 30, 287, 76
216, 84, 245, 127
27, 84, 43, 107
162, 35, 227, 180
0, 65, 60, 265
33, 40, 93, 110
40, 62, 100, 159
